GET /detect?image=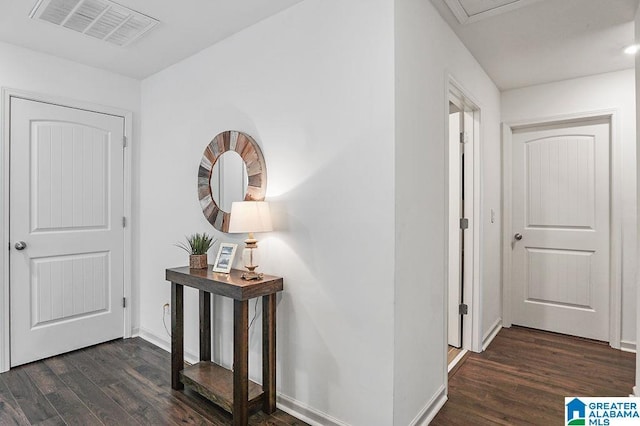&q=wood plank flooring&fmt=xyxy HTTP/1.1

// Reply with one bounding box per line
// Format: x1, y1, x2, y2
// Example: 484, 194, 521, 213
0, 337, 308, 426
433, 326, 636, 425
447, 346, 462, 365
